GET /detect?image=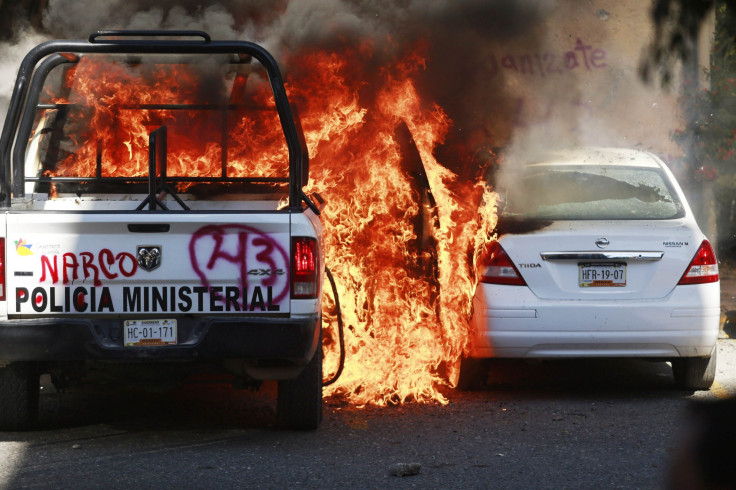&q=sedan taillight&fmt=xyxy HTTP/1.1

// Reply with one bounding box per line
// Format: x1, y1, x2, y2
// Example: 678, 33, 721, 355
678, 240, 719, 285
292, 237, 318, 299
479, 241, 527, 286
